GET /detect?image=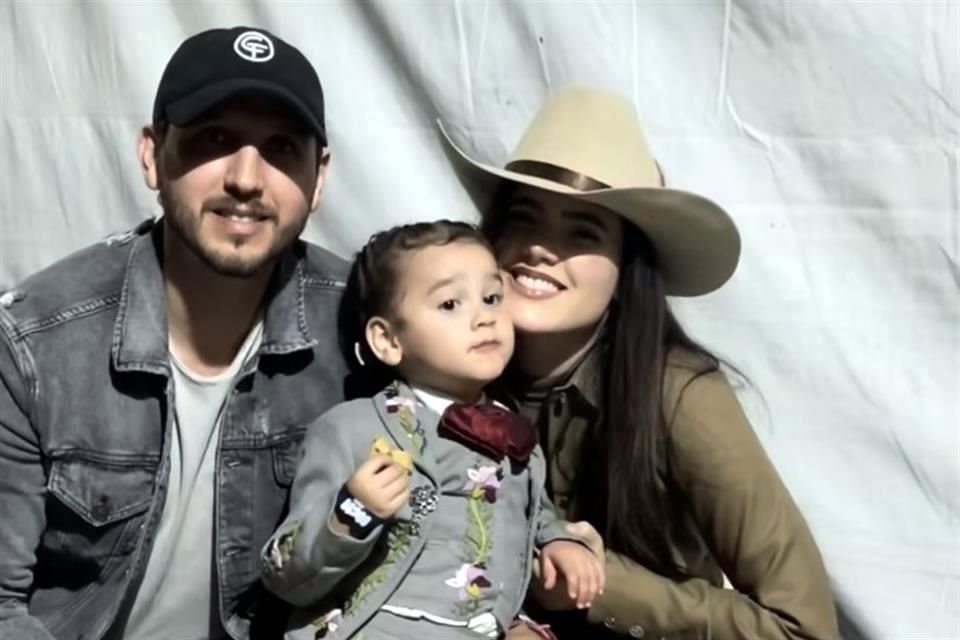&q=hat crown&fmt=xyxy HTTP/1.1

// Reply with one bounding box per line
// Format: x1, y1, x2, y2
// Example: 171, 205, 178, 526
509, 89, 661, 190
153, 26, 326, 144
